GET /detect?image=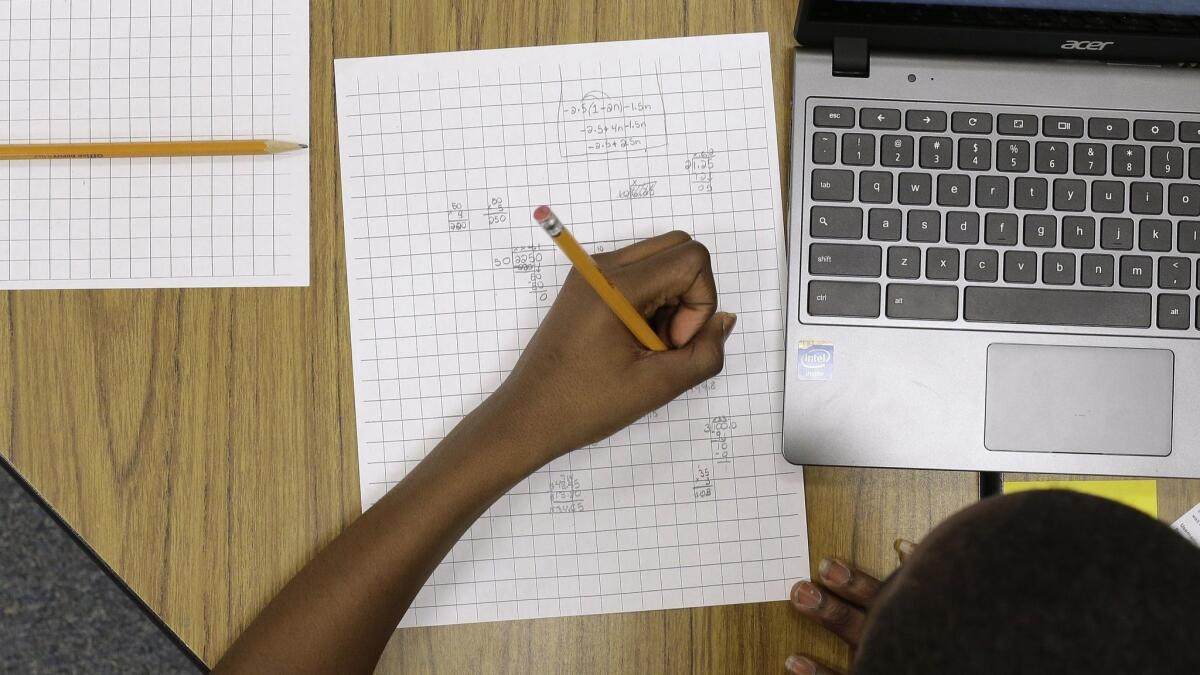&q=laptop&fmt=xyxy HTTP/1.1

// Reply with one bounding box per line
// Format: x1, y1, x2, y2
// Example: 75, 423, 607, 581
782, 0, 1200, 477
